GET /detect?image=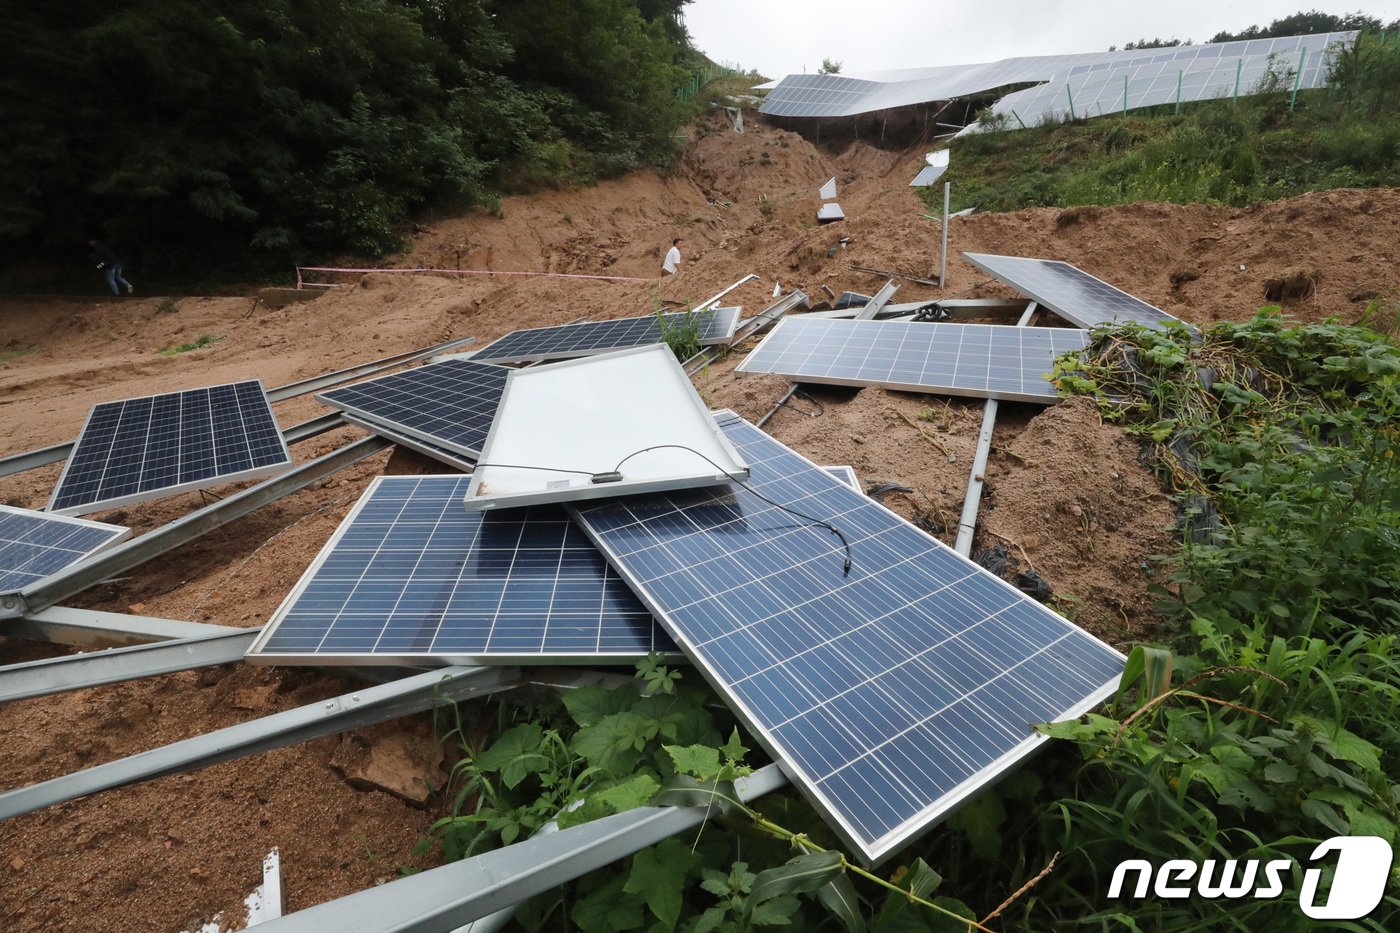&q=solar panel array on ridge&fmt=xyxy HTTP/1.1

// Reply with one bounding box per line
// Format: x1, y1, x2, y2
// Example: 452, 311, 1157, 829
736, 317, 1087, 404
962, 252, 1189, 331
246, 475, 673, 664
471, 307, 741, 365
0, 506, 129, 592
317, 359, 509, 458
49, 381, 290, 515
571, 412, 1124, 865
